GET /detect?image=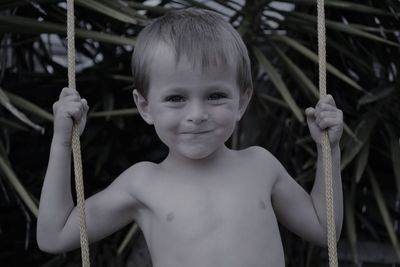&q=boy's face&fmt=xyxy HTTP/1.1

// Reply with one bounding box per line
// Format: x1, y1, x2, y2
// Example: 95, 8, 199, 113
134, 45, 250, 160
